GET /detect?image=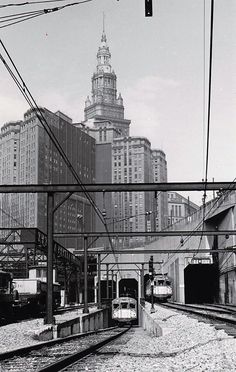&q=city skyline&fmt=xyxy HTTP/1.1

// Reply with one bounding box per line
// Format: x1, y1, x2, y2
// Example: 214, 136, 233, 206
0, 0, 235, 205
